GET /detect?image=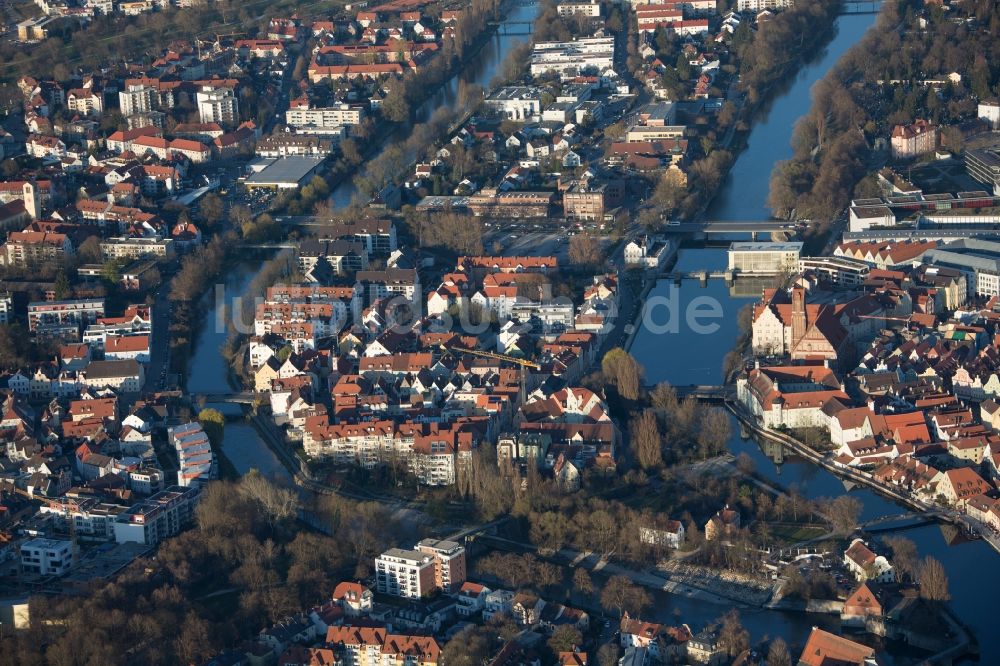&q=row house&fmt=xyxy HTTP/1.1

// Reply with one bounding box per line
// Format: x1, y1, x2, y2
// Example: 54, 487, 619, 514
254, 300, 348, 339
1, 230, 73, 267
